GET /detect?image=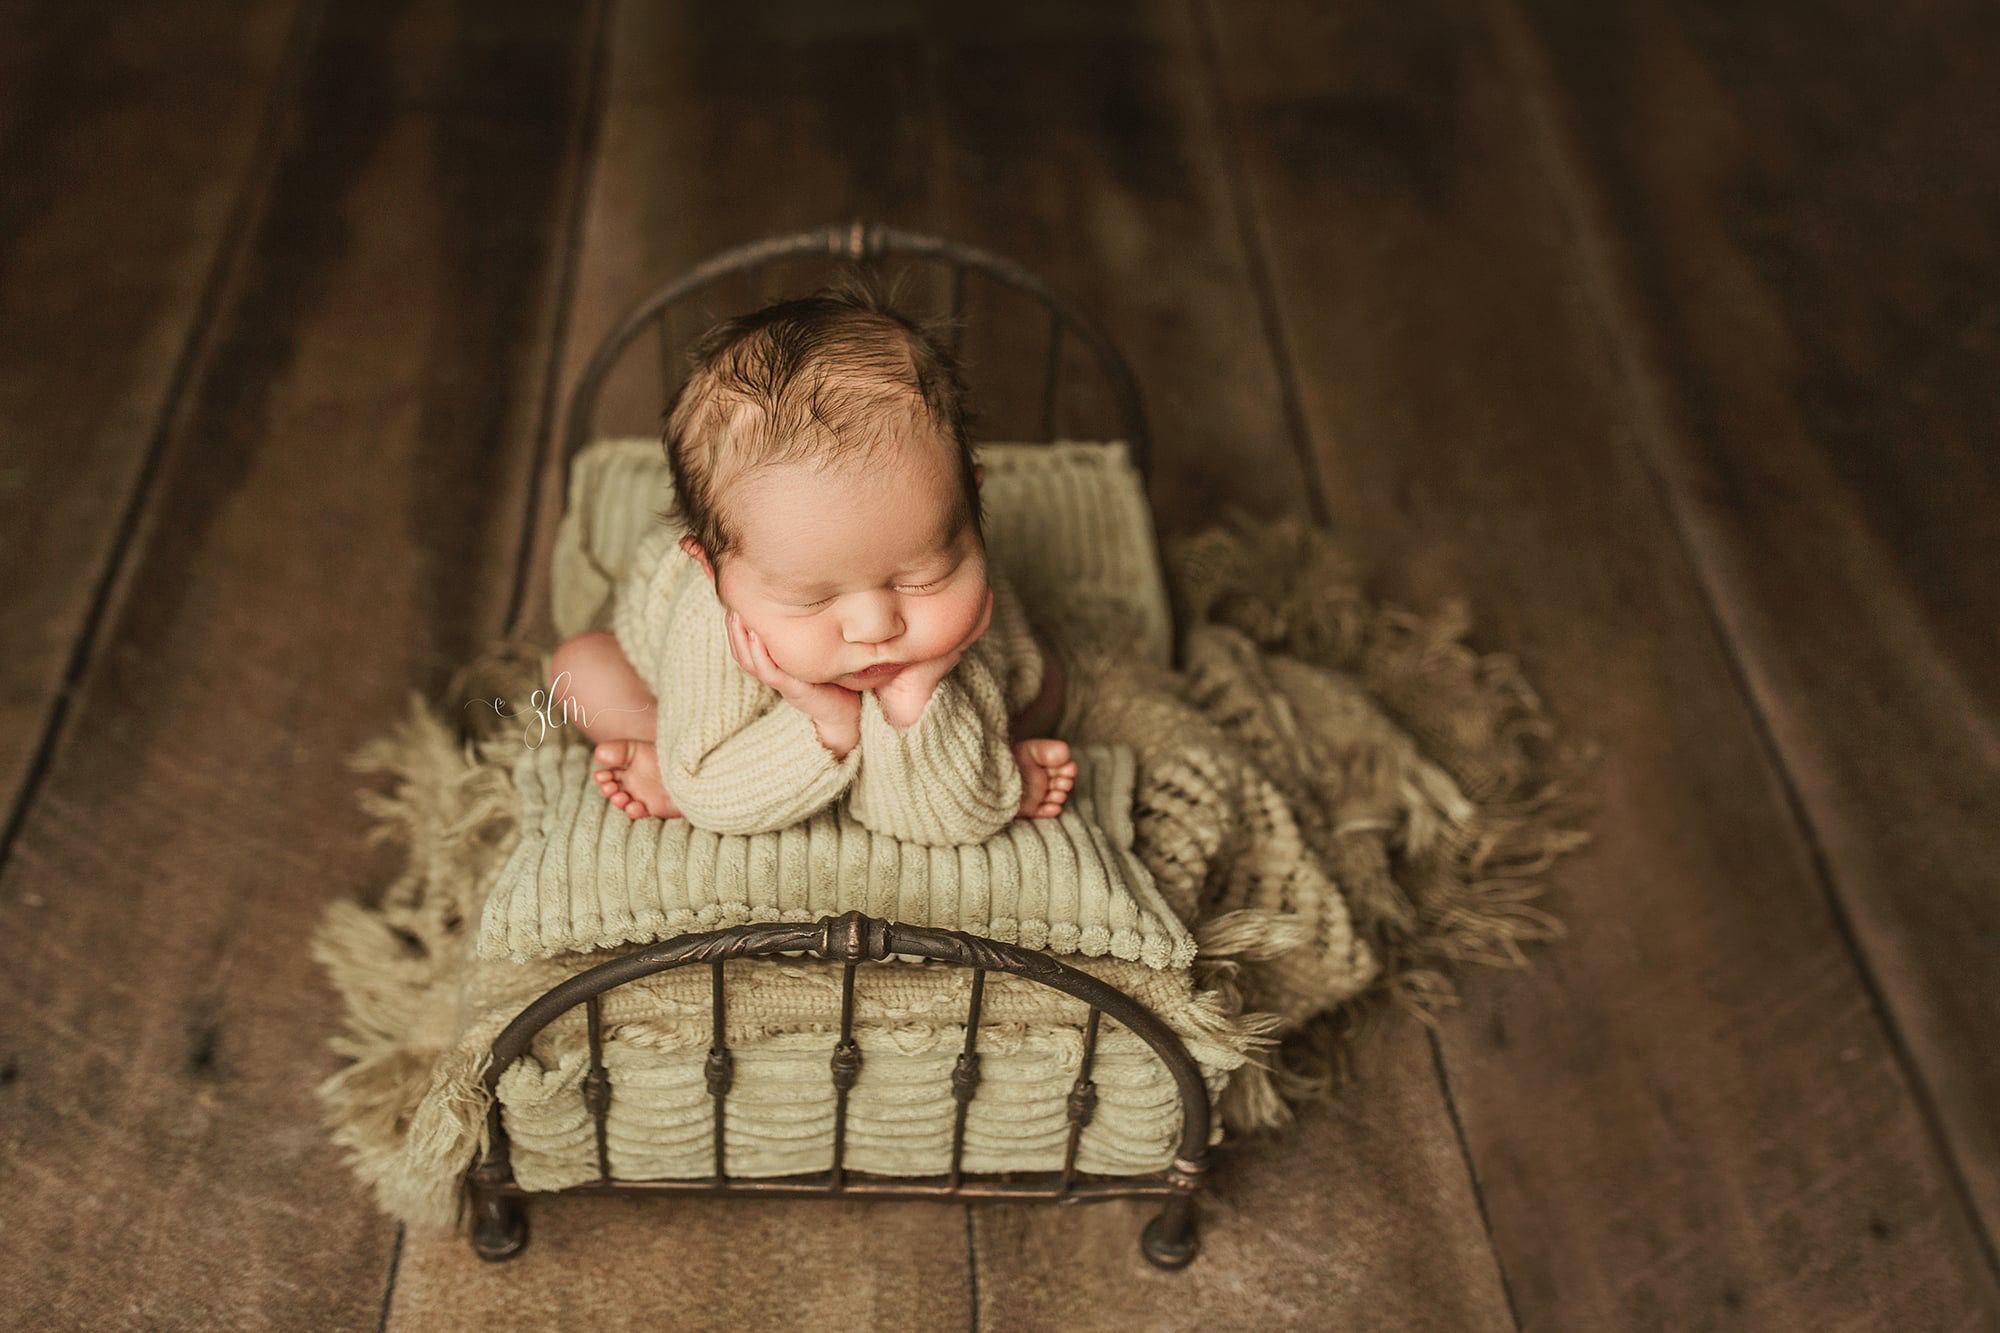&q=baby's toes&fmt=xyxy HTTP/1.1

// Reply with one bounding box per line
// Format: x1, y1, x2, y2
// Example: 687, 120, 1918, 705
594, 740, 633, 768
1023, 738, 1070, 767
